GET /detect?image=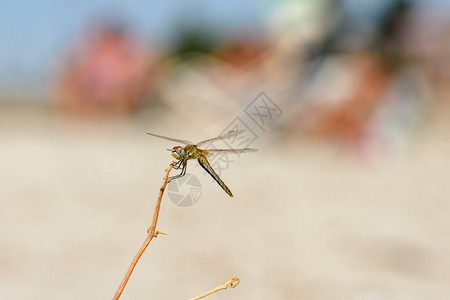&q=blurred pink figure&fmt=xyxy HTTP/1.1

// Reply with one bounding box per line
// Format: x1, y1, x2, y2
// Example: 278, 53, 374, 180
56, 22, 157, 115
